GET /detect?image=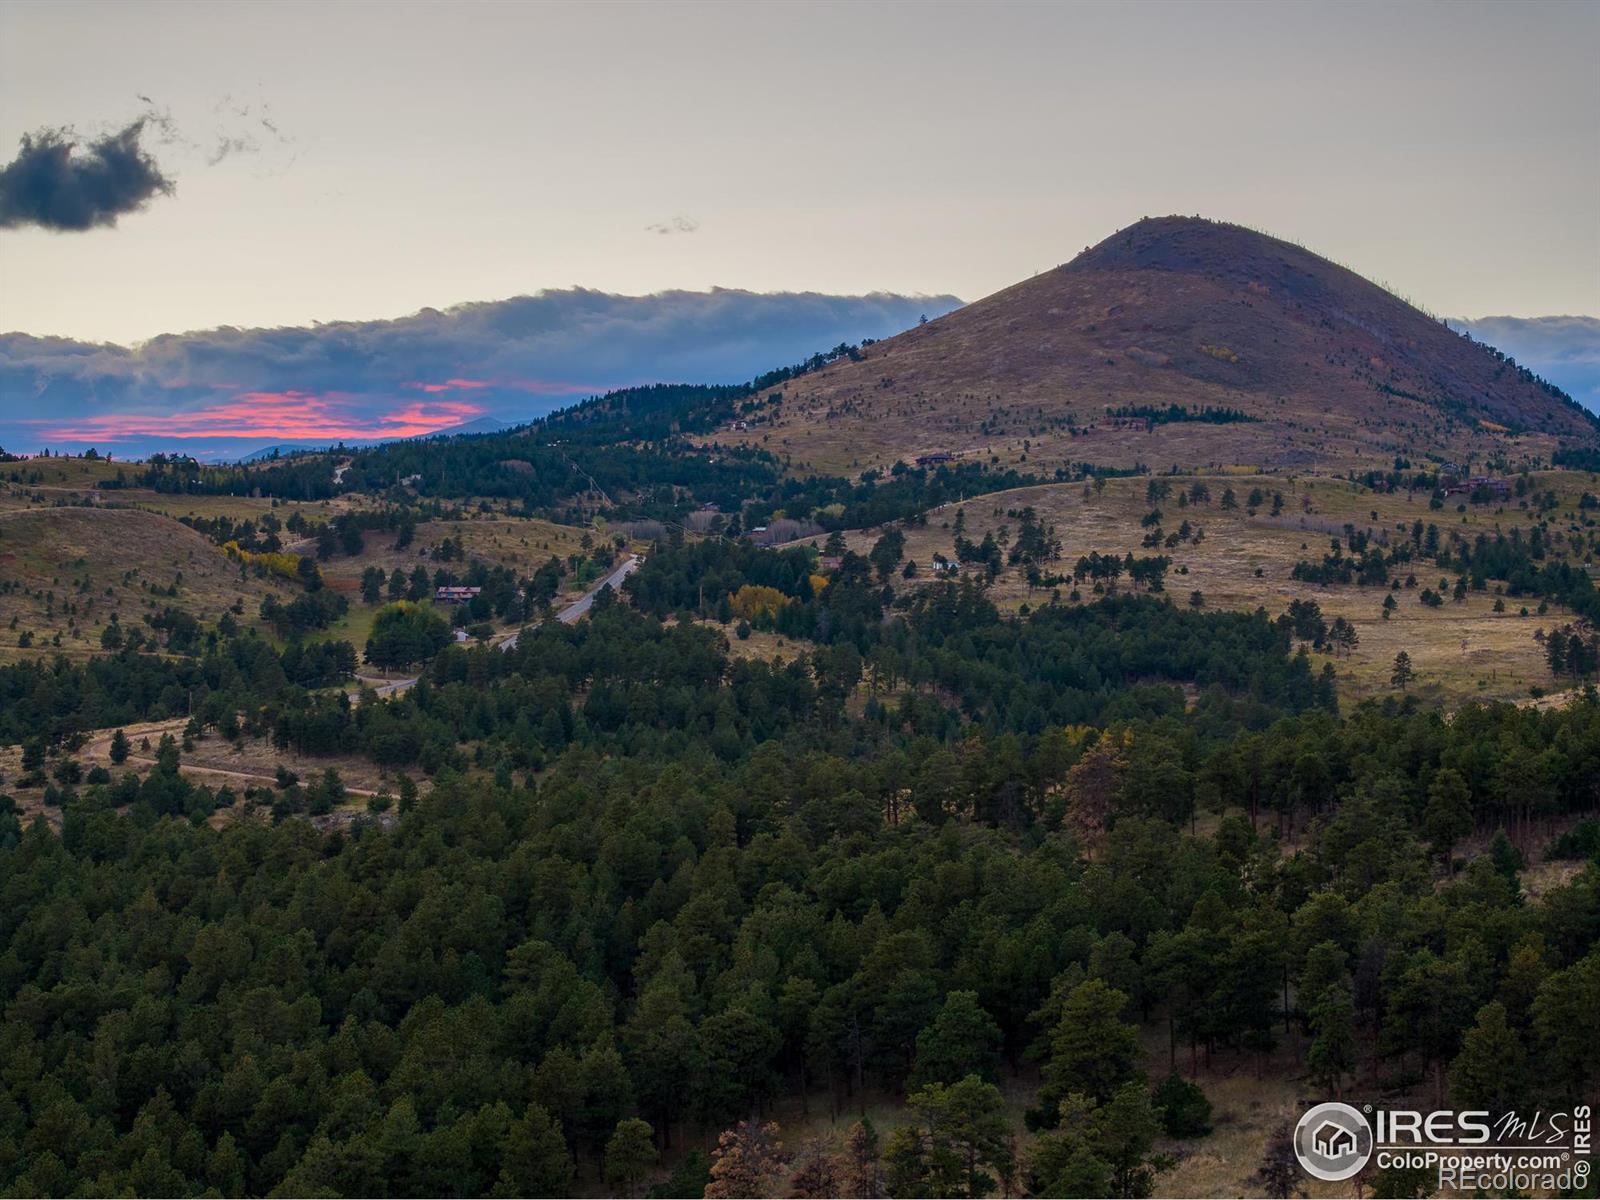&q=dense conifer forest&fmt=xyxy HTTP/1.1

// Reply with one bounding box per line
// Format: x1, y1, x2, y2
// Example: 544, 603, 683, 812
3, 530, 1599, 1195
4, 351, 1599, 1198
